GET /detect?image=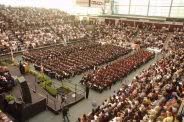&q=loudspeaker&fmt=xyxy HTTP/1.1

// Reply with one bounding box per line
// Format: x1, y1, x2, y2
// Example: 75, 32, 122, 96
17, 76, 32, 104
